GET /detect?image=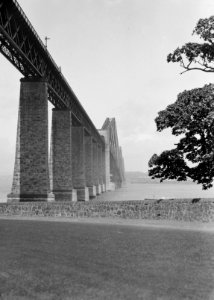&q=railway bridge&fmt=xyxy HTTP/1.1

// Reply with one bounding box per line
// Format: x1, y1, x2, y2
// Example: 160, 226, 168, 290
0, 0, 125, 202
